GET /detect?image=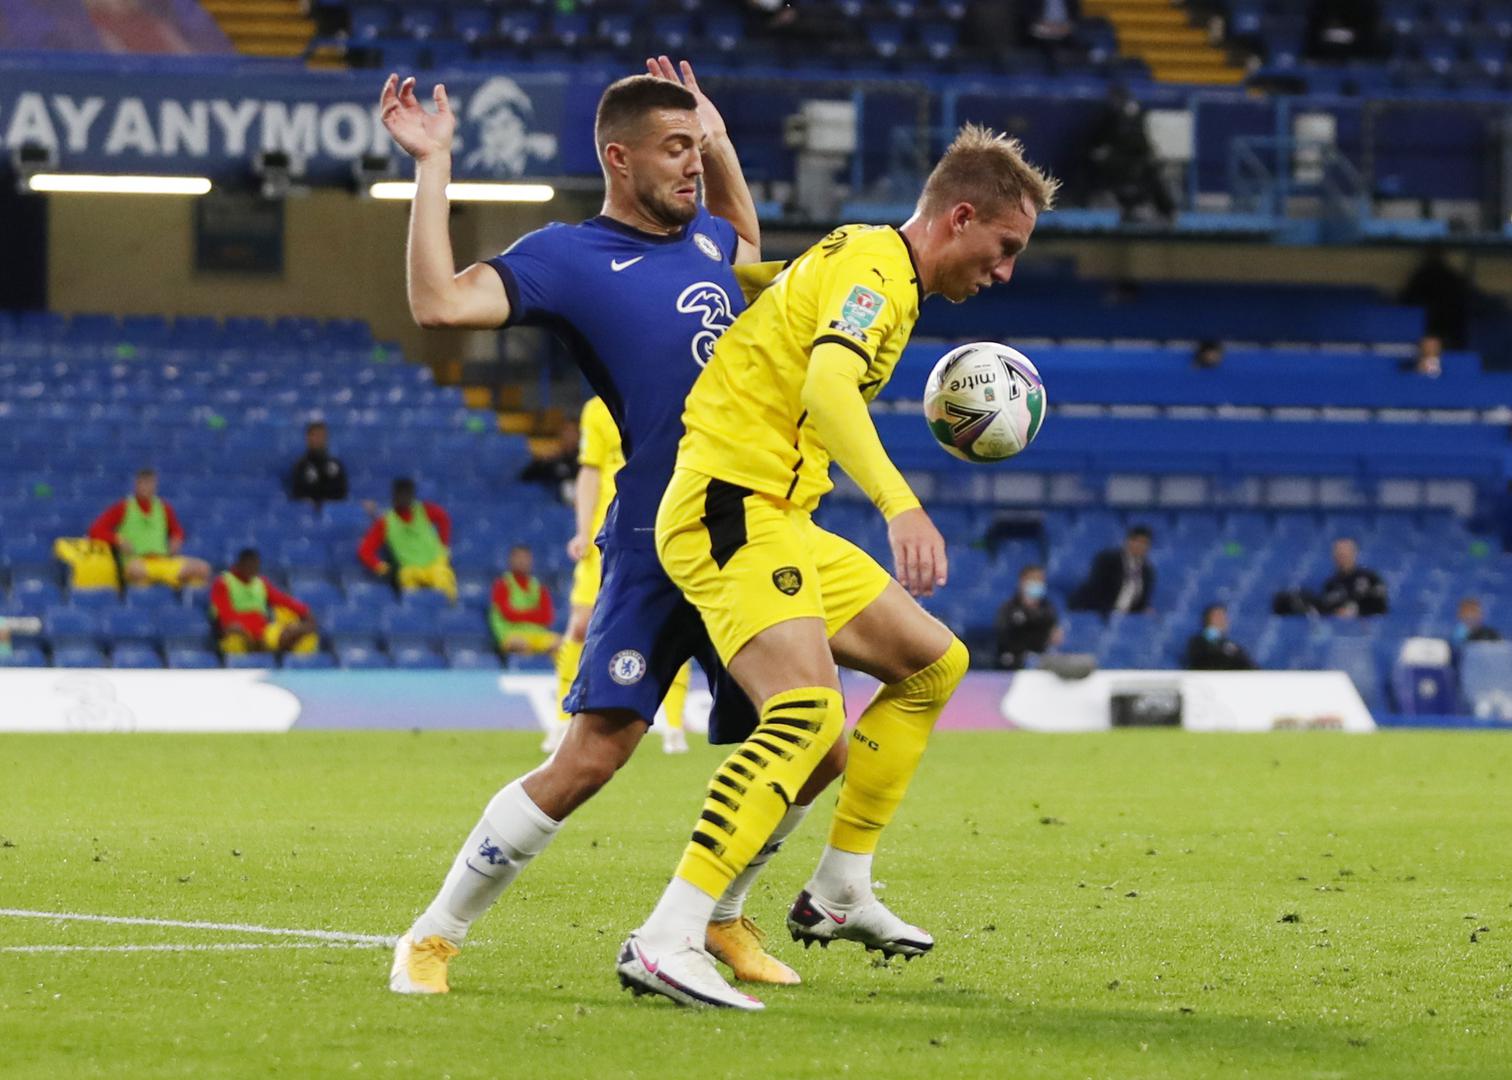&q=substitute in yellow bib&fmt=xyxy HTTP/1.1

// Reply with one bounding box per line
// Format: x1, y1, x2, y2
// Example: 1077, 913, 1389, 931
550, 396, 691, 756
622, 126, 1057, 1009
